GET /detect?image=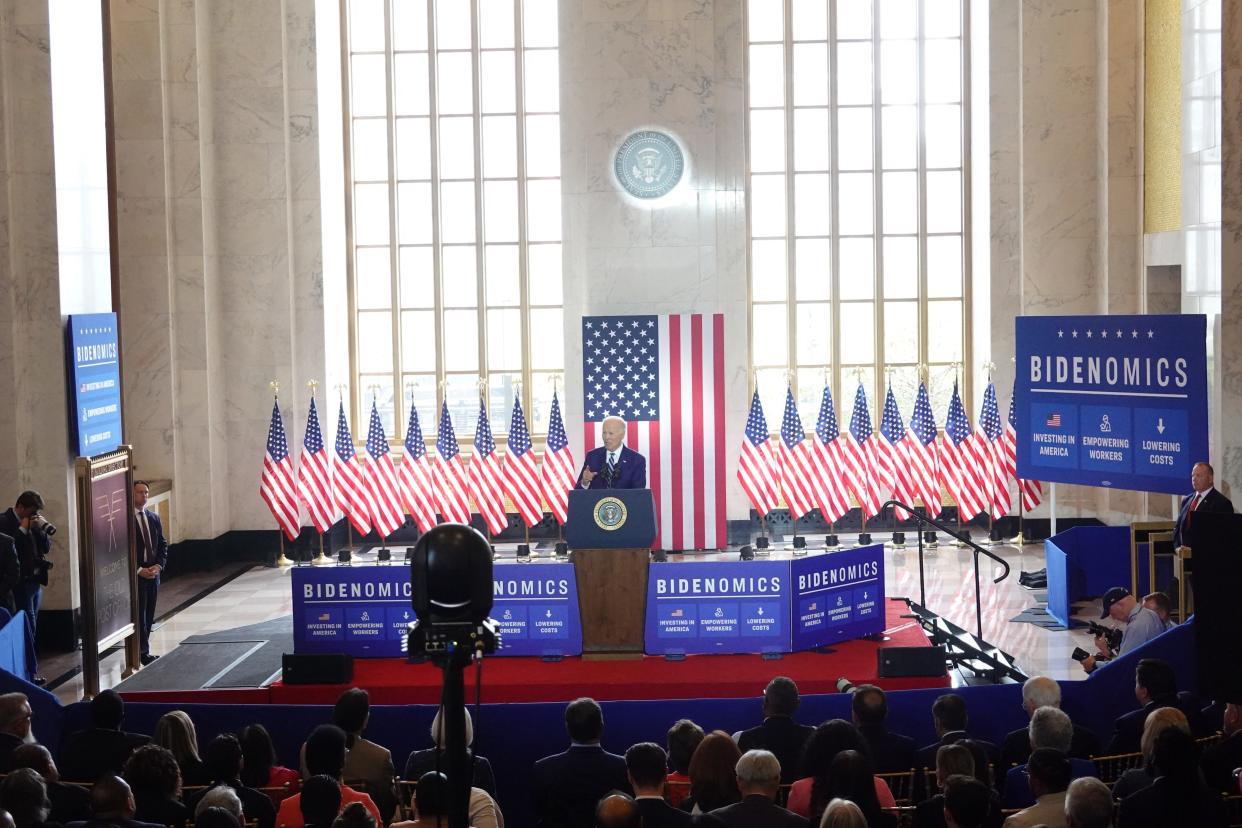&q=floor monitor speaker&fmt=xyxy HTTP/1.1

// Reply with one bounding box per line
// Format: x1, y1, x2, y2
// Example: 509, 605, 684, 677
282, 652, 354, 685
877, 645, 948, 678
